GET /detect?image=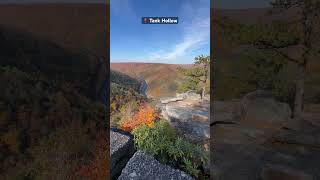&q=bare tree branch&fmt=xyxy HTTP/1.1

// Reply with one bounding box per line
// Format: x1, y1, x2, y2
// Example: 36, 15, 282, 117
254, 40, 301, 64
